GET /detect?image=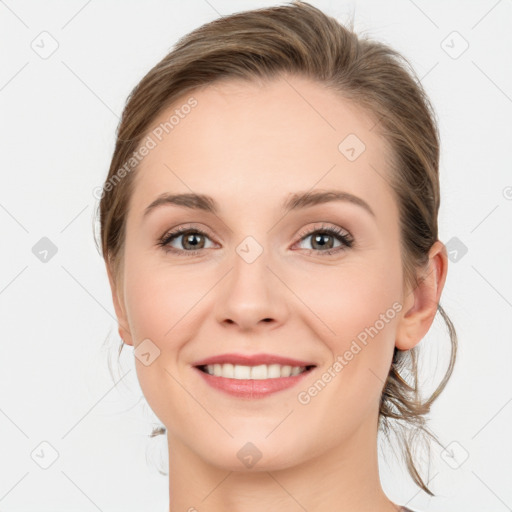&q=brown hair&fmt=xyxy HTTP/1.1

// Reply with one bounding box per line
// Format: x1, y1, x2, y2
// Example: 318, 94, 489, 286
96, 0, 457, 495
